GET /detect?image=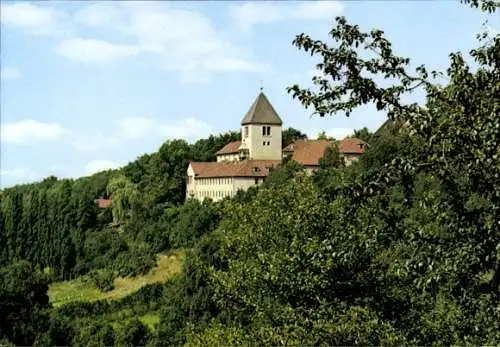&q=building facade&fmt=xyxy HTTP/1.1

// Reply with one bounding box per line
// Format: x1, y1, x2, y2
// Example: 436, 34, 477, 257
187, 92, 368, 202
